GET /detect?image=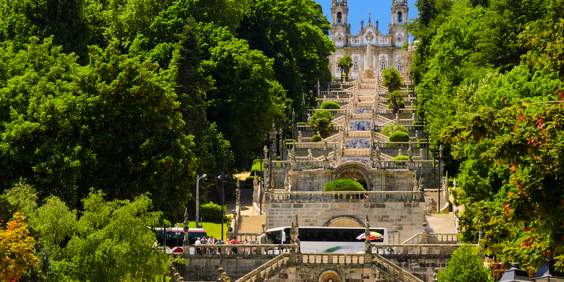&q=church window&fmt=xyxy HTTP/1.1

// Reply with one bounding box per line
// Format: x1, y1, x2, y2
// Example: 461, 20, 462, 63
354, 62, 359, 71
398, 12, 403, 23
381, 61, 386, 71
398, 63, 402, 72
337, 66, 343, 73
337, 12, 342, 23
